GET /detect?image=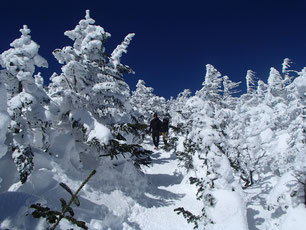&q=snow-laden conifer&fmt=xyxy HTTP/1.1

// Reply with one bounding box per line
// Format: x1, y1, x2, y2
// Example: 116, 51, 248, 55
0, 25, 50, 183
175, 66, 248, 229
130, 79, 168, 123
223, 75, 241, 99
245, 70, 256, 94
196, 64, 223, 104
46, 10, 151, 198
222, 75, 241, 109
282, 58, 292, 75
268, 67, 284, 97
257, 80, 268, 99
49, 9, 135, 125
168, 89, 192, 128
